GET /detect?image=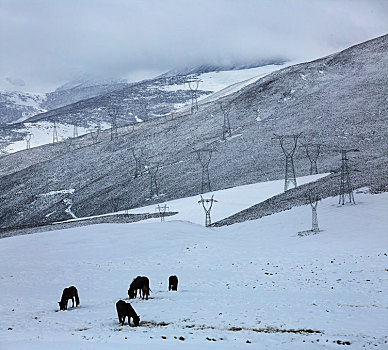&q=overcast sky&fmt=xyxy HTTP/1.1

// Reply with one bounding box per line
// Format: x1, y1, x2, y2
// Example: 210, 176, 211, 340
1, 0, 388, 92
